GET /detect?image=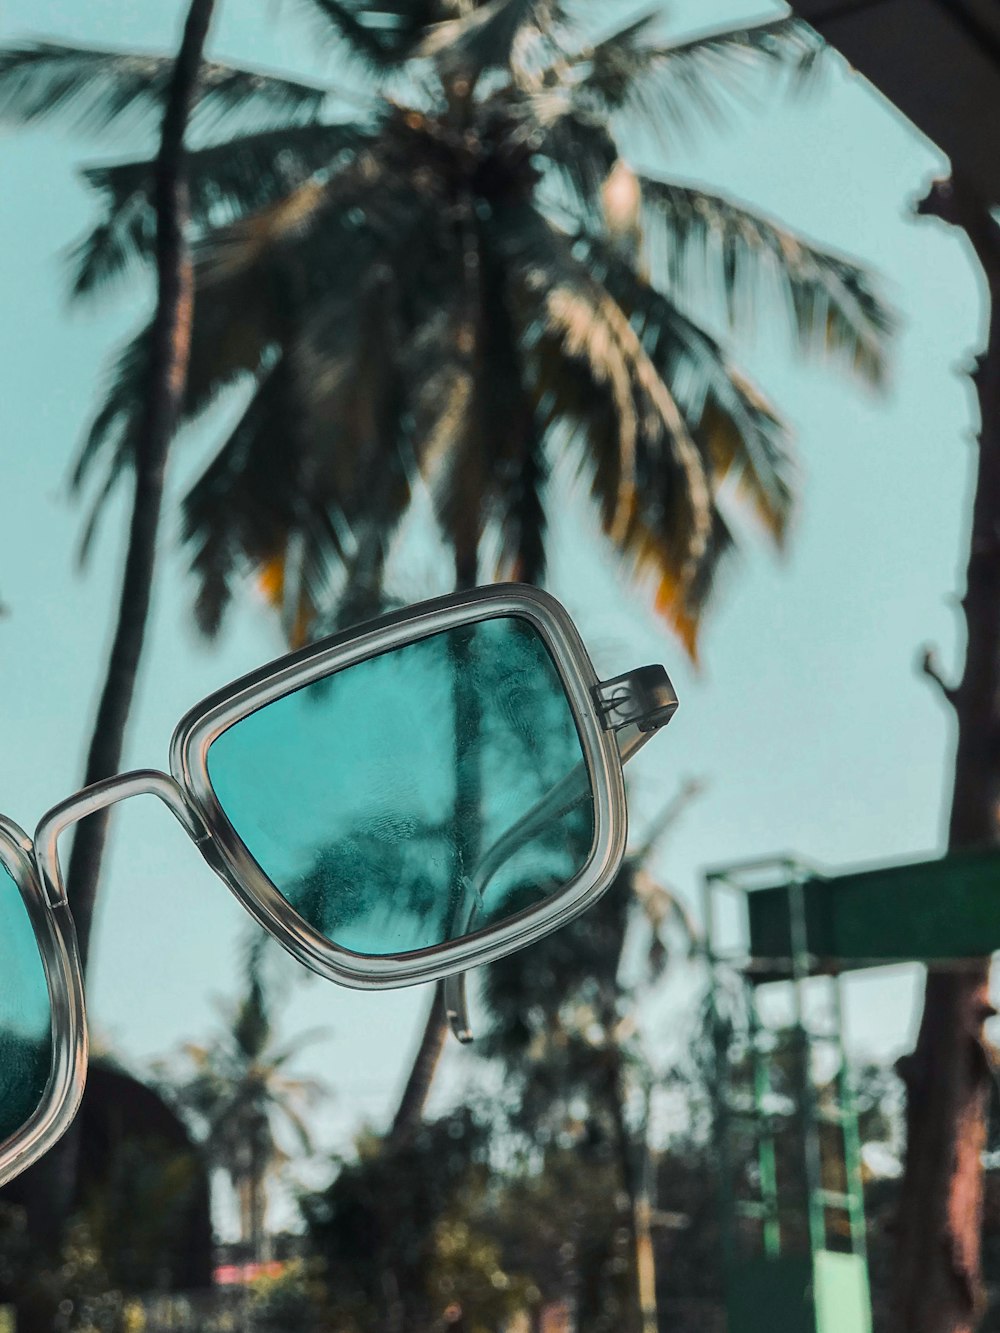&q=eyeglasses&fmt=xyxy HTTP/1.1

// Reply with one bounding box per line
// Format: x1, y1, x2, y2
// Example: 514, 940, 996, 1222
0, 584, 677, 1187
